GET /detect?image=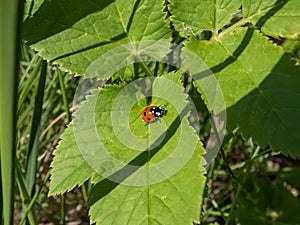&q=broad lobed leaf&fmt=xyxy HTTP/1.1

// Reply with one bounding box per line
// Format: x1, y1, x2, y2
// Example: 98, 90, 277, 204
88, 73, 206, 224
50, 72, 206, 224
23, 0, 171, 77
184, 28, 300, 157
